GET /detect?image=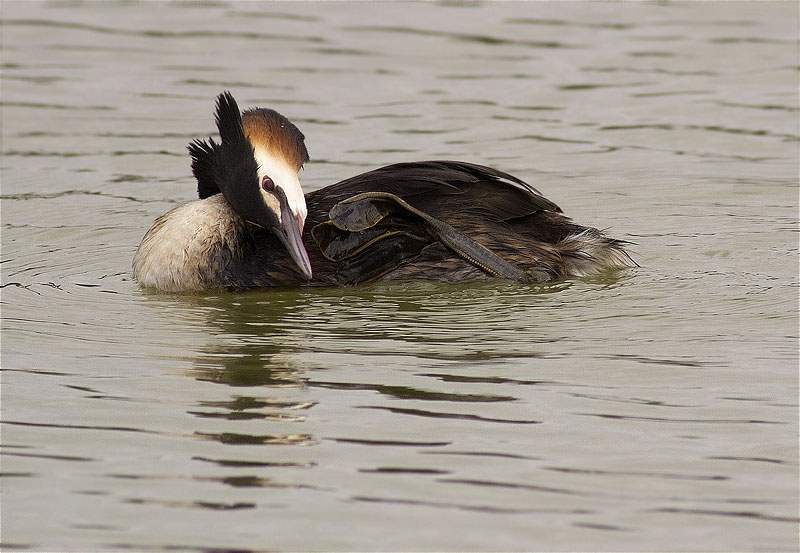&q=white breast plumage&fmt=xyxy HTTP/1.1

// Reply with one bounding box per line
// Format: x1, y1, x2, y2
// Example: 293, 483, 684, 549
132, 195, 246, 292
